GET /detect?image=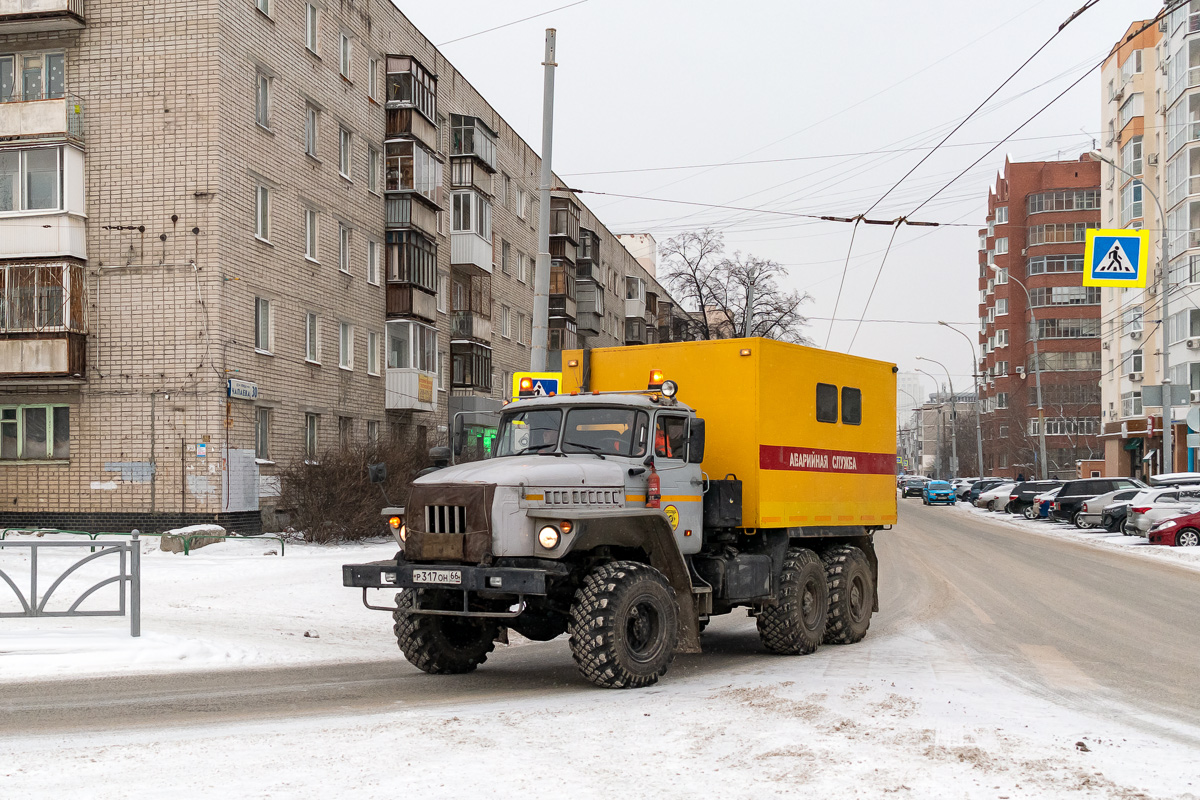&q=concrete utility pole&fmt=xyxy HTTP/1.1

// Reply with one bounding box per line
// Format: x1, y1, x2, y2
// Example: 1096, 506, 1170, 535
917, 357, 957, 478
993, 266, 1048, 480
530, 29, 557, 373
939, 321, 985, 477
1092, 151, 1171, 474
743, 278, 755, 338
